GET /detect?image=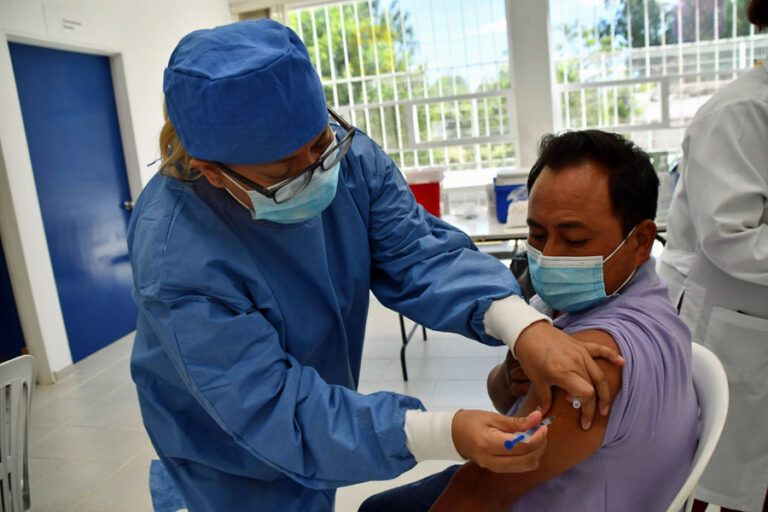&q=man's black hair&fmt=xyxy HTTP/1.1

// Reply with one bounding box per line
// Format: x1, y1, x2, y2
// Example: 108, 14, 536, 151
748, 0, 768, 30
527, 130, 659, 236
